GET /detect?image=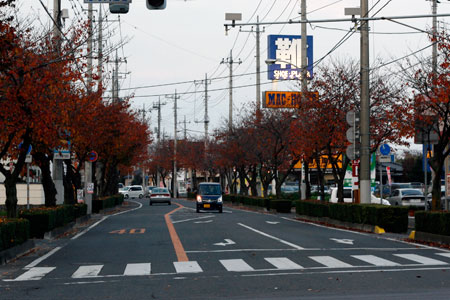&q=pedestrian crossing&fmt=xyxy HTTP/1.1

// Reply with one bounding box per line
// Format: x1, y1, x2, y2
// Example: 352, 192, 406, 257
7, 252, 450, 282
